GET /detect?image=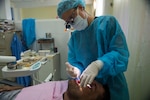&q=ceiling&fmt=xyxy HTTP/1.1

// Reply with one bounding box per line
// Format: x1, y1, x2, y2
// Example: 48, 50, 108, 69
10, 0, 93, 8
